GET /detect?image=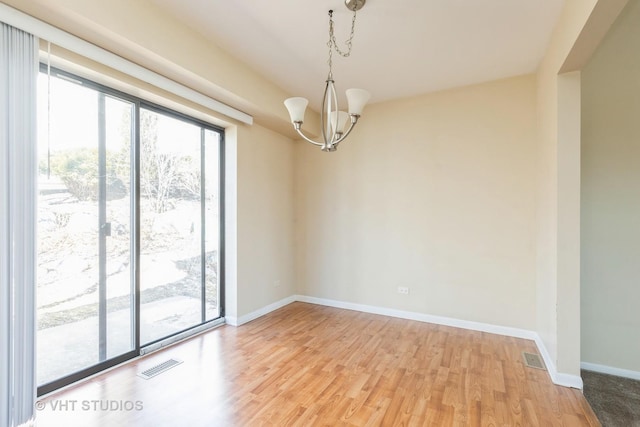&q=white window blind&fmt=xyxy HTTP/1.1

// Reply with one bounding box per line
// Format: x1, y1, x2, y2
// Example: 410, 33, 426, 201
0, 21, 38, 427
